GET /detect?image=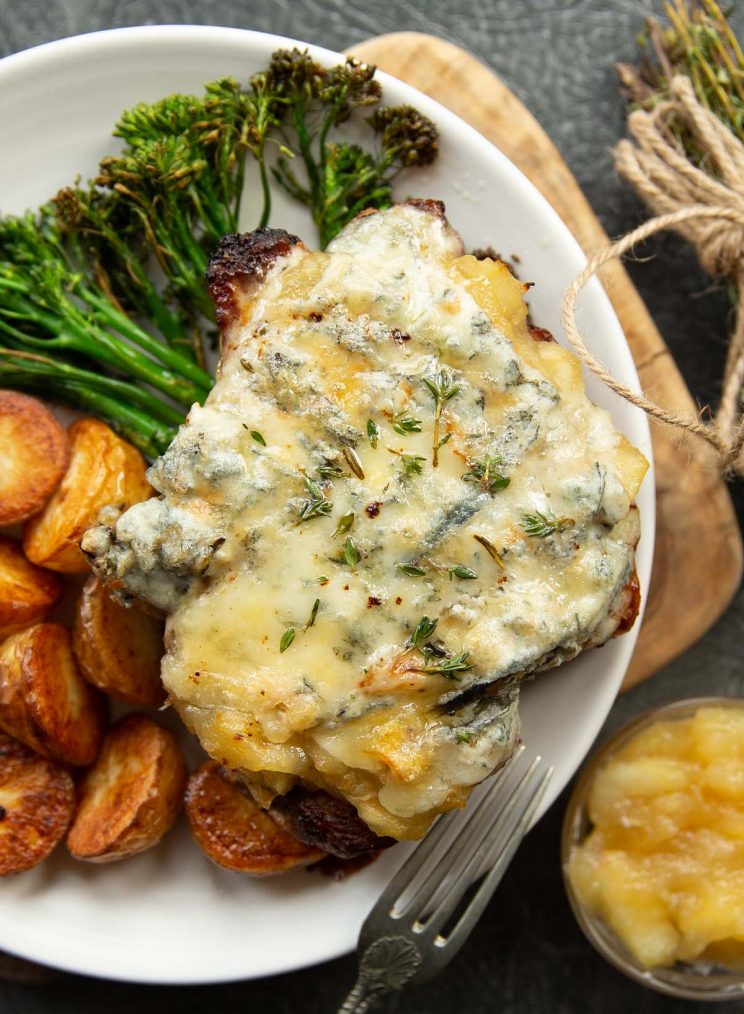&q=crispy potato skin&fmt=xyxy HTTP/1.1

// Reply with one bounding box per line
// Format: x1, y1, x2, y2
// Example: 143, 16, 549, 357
0, 733, 75, 876
0, 392, 69, 525
185, 761, 325, 875
23, 418, 151, 573
73, 576, 165, 707
67, 714, 186, 862
0, 537, 61, 640
0, 623, 106, 766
